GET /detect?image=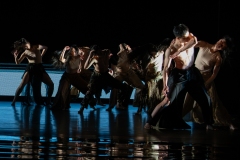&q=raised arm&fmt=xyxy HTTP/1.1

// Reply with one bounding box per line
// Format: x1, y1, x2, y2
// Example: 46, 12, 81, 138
84, 55, 96, 70
13, 50, 27, 64
170, 33, 197, 59
37, 44, 48, 56
59, 46, 70, 63
84, 50, 94, 69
